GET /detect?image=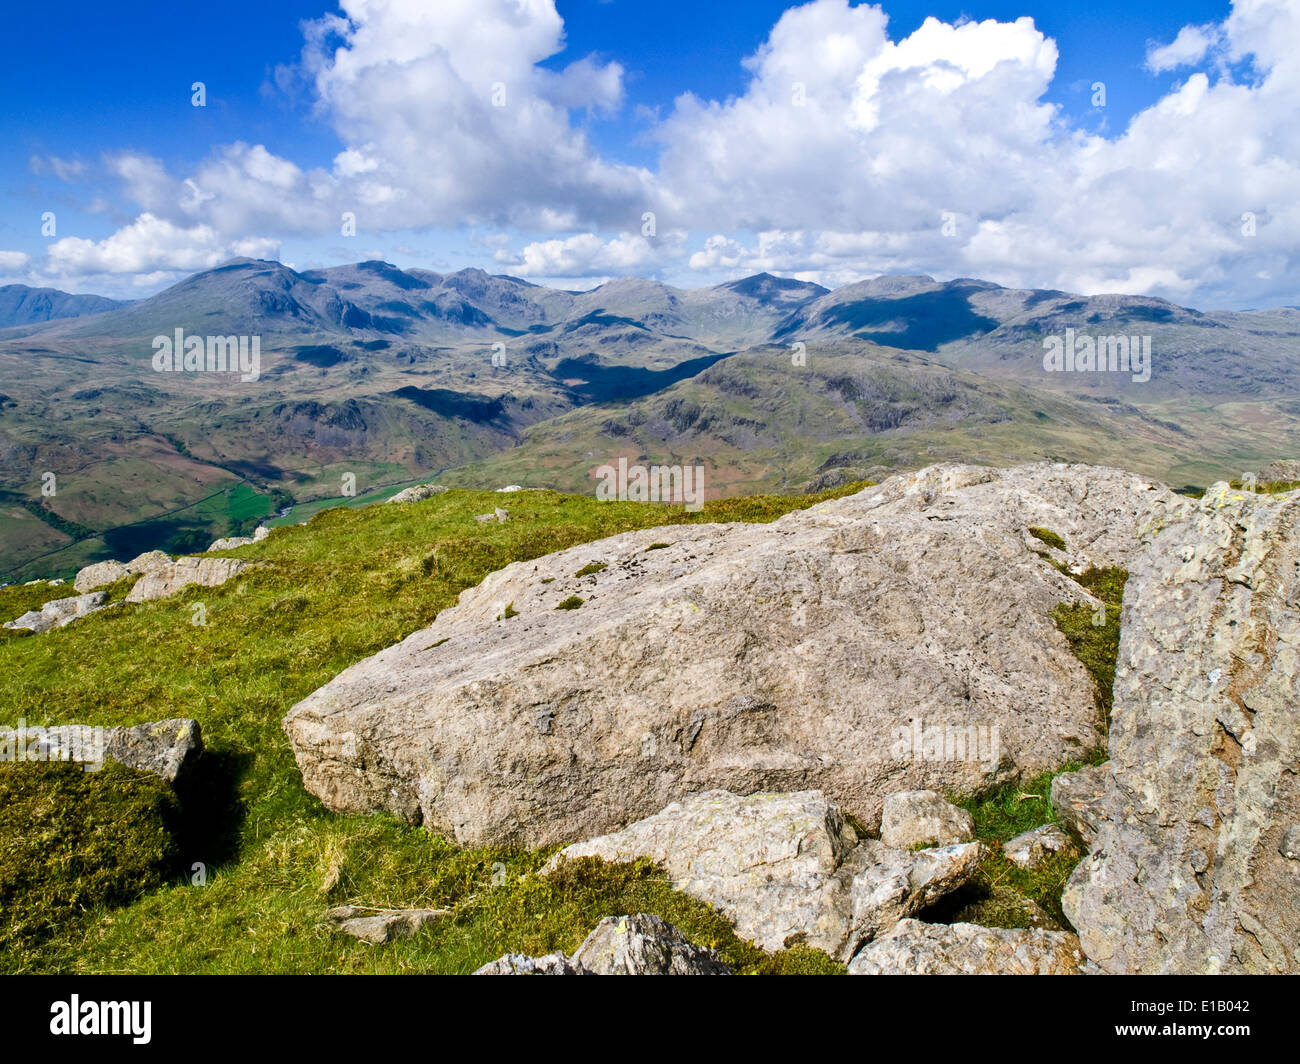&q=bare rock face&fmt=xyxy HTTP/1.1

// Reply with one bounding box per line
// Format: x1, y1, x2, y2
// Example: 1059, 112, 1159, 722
285, 463, 1172, 850
543, 790, 982, 961
1063, 483, 1300, 974
125, 557, 250, 603
73, 560, 129, 593
879, 790, 975, 849
847, 919, 1084, 975
125, 550, 173, 575
4, 592, 107, 633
